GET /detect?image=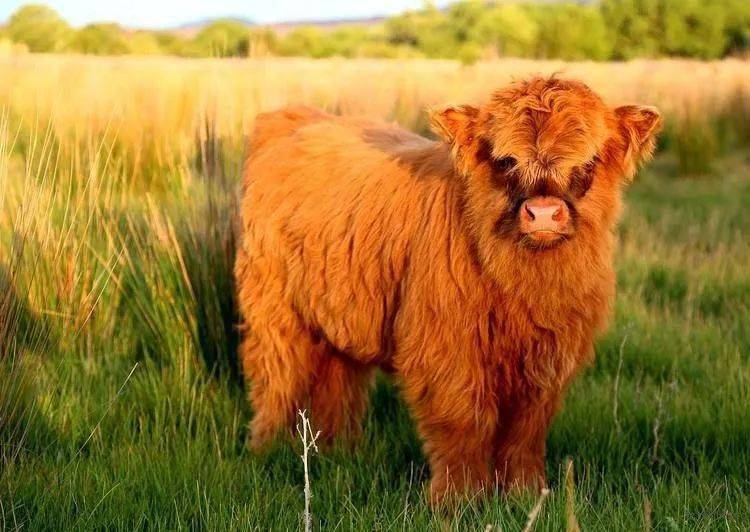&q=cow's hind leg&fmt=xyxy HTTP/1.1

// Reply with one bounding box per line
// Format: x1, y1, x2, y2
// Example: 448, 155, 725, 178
310, 353, 374, 446
240, 303, 324, 451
